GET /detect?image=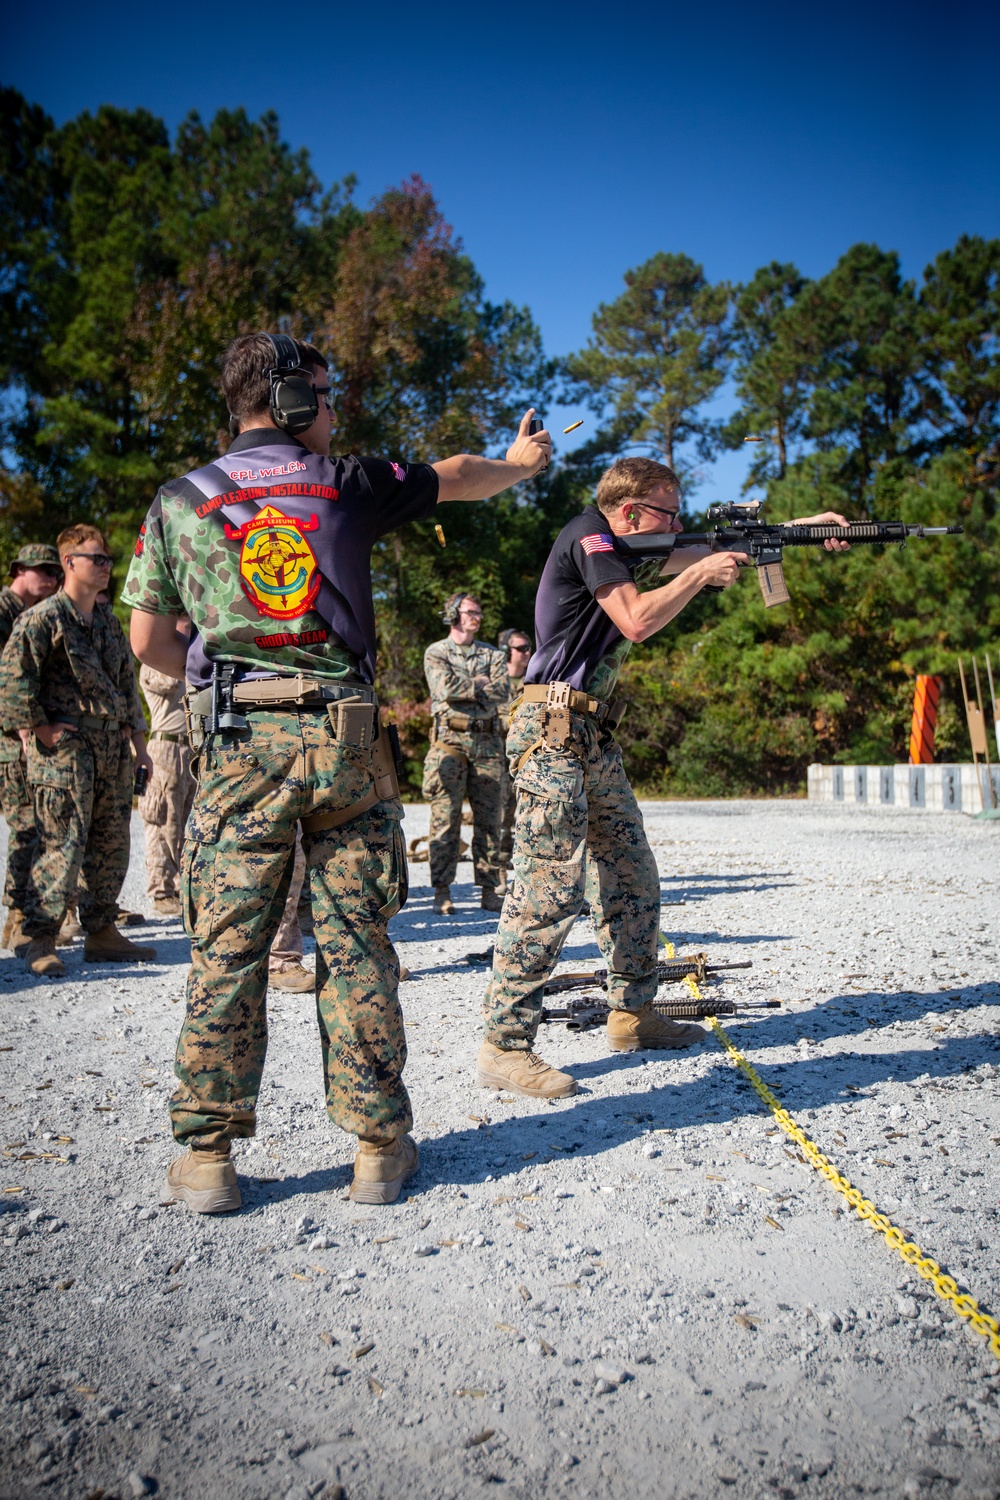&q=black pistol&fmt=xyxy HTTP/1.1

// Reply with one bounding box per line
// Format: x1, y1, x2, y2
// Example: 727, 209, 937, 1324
528, 413, 548, 471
